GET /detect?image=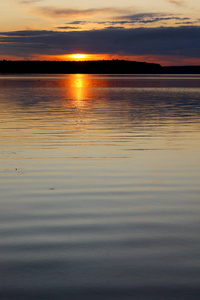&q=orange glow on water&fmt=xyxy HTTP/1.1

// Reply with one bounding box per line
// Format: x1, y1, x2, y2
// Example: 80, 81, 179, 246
58, 74, 109, 109
69, 74, 87, 107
